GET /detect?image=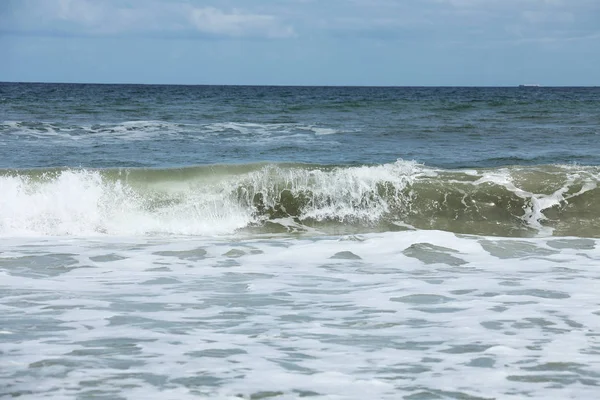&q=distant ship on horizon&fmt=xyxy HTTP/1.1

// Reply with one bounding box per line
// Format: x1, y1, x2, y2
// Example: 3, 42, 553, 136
519, 84, 541, 87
